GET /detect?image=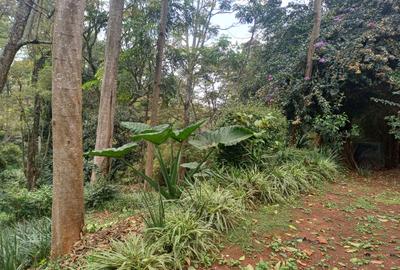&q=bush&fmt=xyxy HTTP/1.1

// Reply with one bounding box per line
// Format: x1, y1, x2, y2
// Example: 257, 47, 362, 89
0, 143, 22, 170
86, 235, 172, 270
0, 218, 51, 270
0, 168, 25, 186
145, 210, 217, 269
182, 182, 245, 232
216, 101, 288, 166
85, 183, 118, 209
0, 185, 52, 223
100, 192, 142, 212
